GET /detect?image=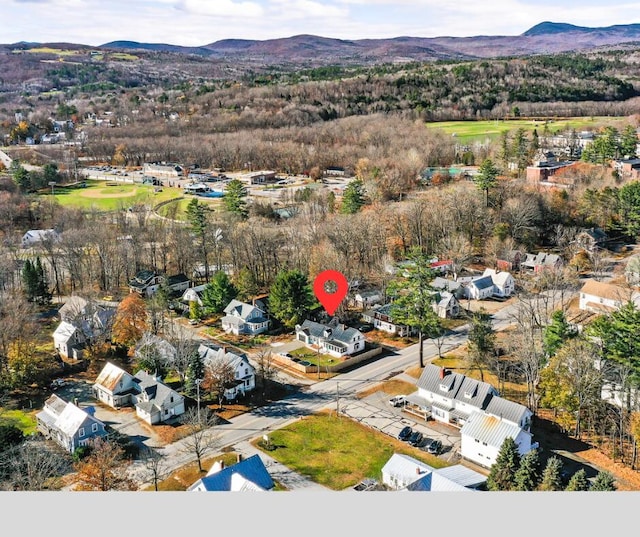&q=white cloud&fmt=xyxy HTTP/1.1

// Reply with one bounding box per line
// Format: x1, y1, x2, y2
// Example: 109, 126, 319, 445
179, 0, 264, 17
268, 0, 347, 19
